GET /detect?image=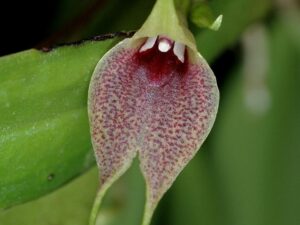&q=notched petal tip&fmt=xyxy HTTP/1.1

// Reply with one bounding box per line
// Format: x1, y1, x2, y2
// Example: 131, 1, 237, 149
88, 35, 219, 225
